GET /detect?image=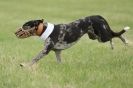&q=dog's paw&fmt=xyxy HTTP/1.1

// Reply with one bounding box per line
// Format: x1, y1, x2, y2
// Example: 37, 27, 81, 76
125, 38, 128, 43
20, 62, 38, 71
20, 63, 27, 67
20, 62, 32, 67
